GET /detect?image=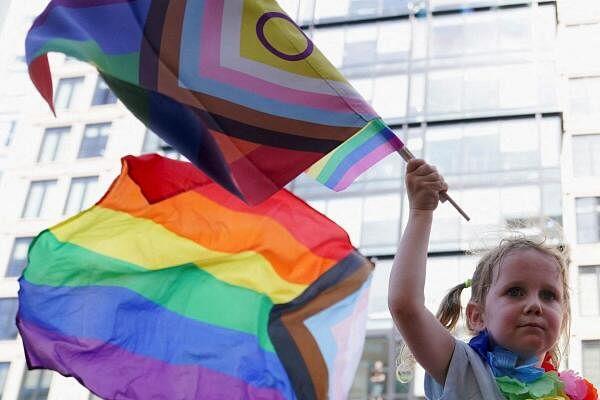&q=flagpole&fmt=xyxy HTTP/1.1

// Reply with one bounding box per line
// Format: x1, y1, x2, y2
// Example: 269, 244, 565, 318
397, 147, 471, 221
